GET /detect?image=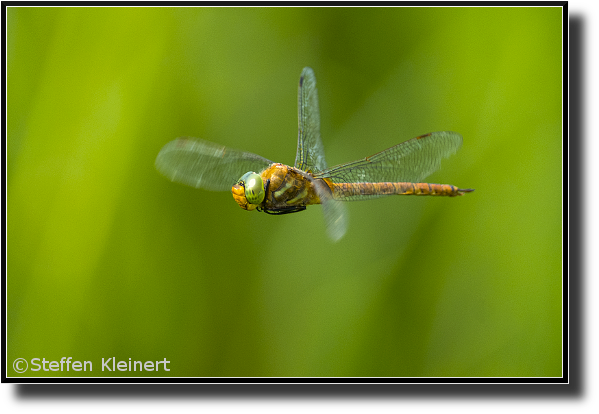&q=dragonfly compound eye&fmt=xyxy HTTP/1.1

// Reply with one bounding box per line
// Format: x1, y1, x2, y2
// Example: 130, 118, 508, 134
240, 172, 265, 204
